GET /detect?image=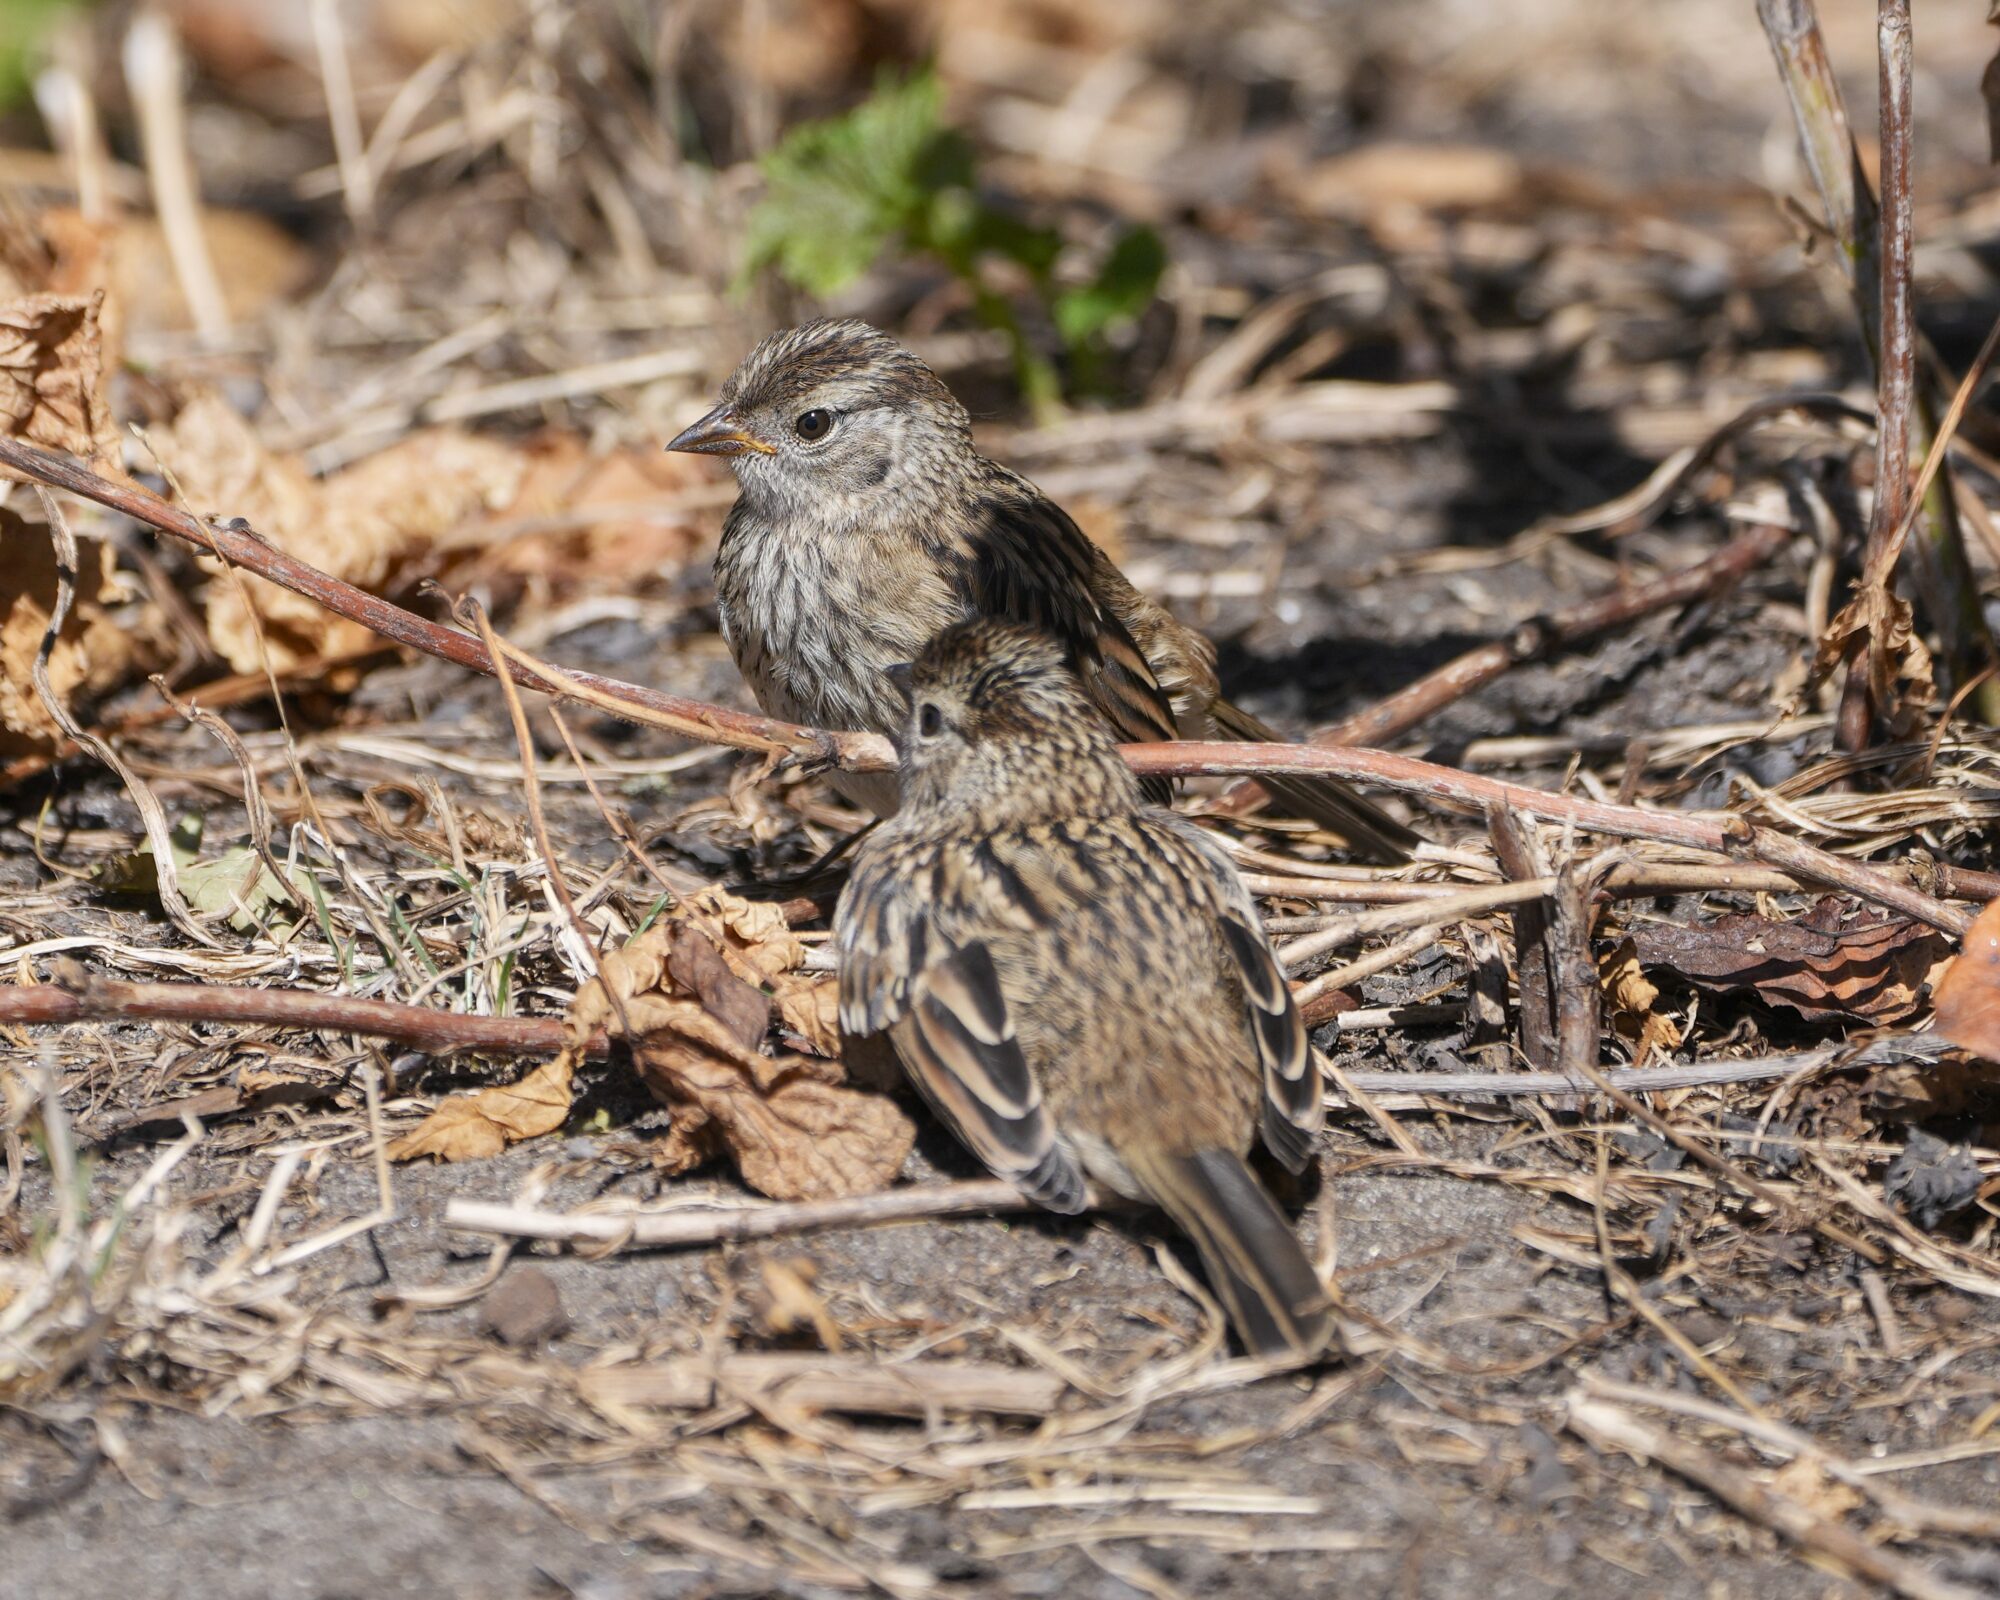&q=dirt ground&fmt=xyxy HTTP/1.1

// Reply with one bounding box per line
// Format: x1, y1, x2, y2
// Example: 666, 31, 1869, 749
7, 1, 2000, 1596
